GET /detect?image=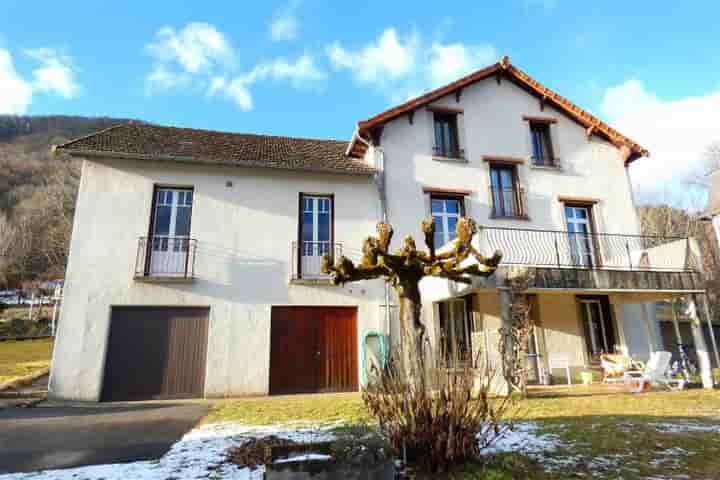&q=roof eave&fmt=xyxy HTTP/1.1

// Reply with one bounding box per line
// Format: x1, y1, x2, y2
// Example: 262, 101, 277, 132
57, 148, 377, 176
